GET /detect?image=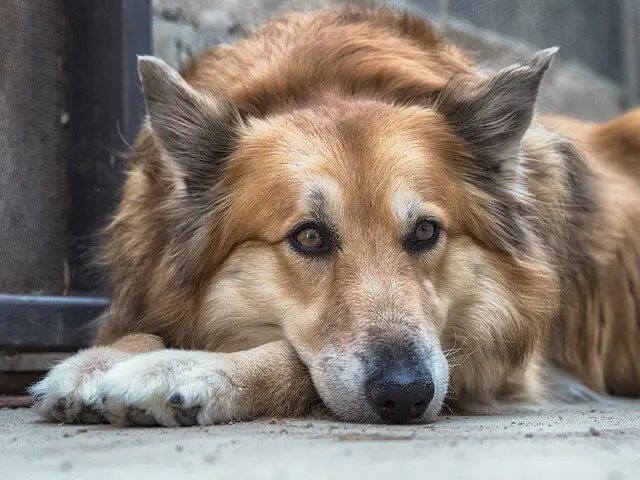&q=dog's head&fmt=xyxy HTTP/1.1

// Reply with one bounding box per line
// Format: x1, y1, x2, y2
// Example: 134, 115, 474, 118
136, 48, 558, 423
